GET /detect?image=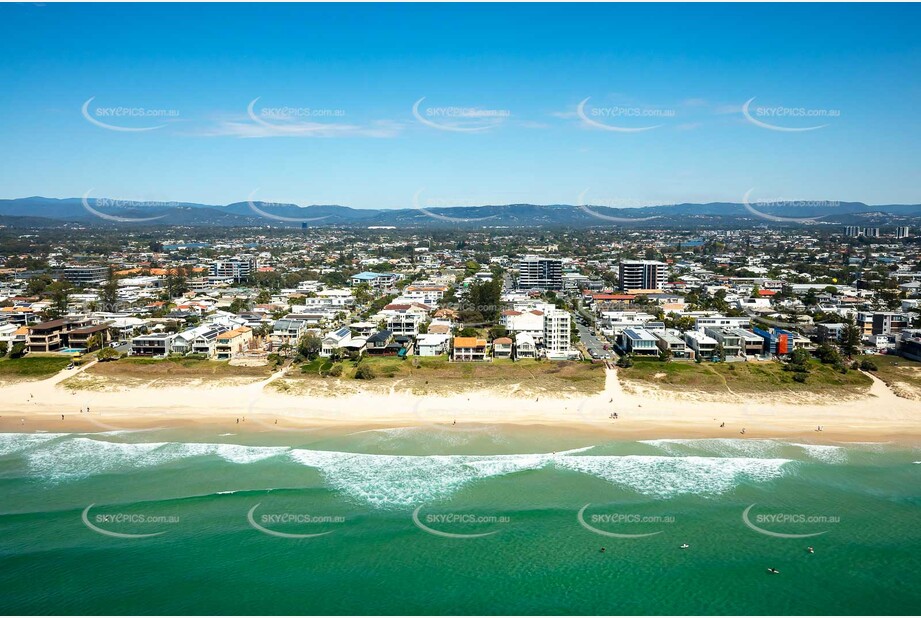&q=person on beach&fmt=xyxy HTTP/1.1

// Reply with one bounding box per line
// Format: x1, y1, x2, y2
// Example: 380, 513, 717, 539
740, 428, 746, 435
720, 422, 725, 428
